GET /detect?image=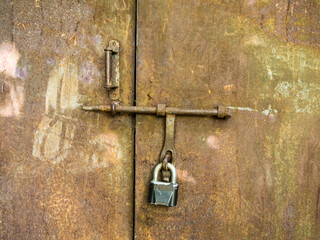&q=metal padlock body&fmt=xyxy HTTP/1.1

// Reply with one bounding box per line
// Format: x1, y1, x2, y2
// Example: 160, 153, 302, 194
148, 163, 178, 207
149, 180, 178, 207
